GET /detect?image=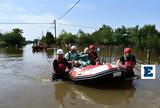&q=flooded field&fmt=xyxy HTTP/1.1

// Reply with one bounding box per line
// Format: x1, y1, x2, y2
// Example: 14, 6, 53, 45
0, 44, 160, 108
